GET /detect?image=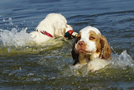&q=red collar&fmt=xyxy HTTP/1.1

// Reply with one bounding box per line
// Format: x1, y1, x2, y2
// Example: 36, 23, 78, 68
40, 31, 53, 38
